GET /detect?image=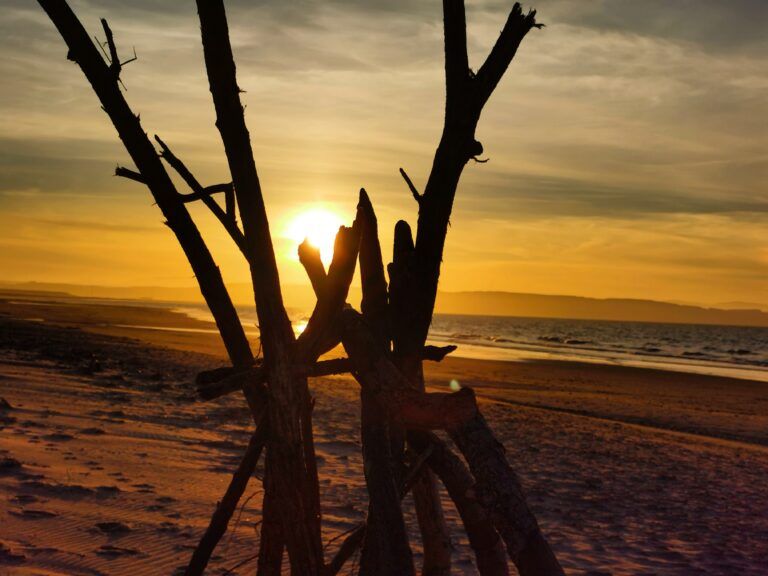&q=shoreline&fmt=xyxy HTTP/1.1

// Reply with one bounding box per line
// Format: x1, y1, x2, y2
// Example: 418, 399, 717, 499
2, 290, 766, 383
